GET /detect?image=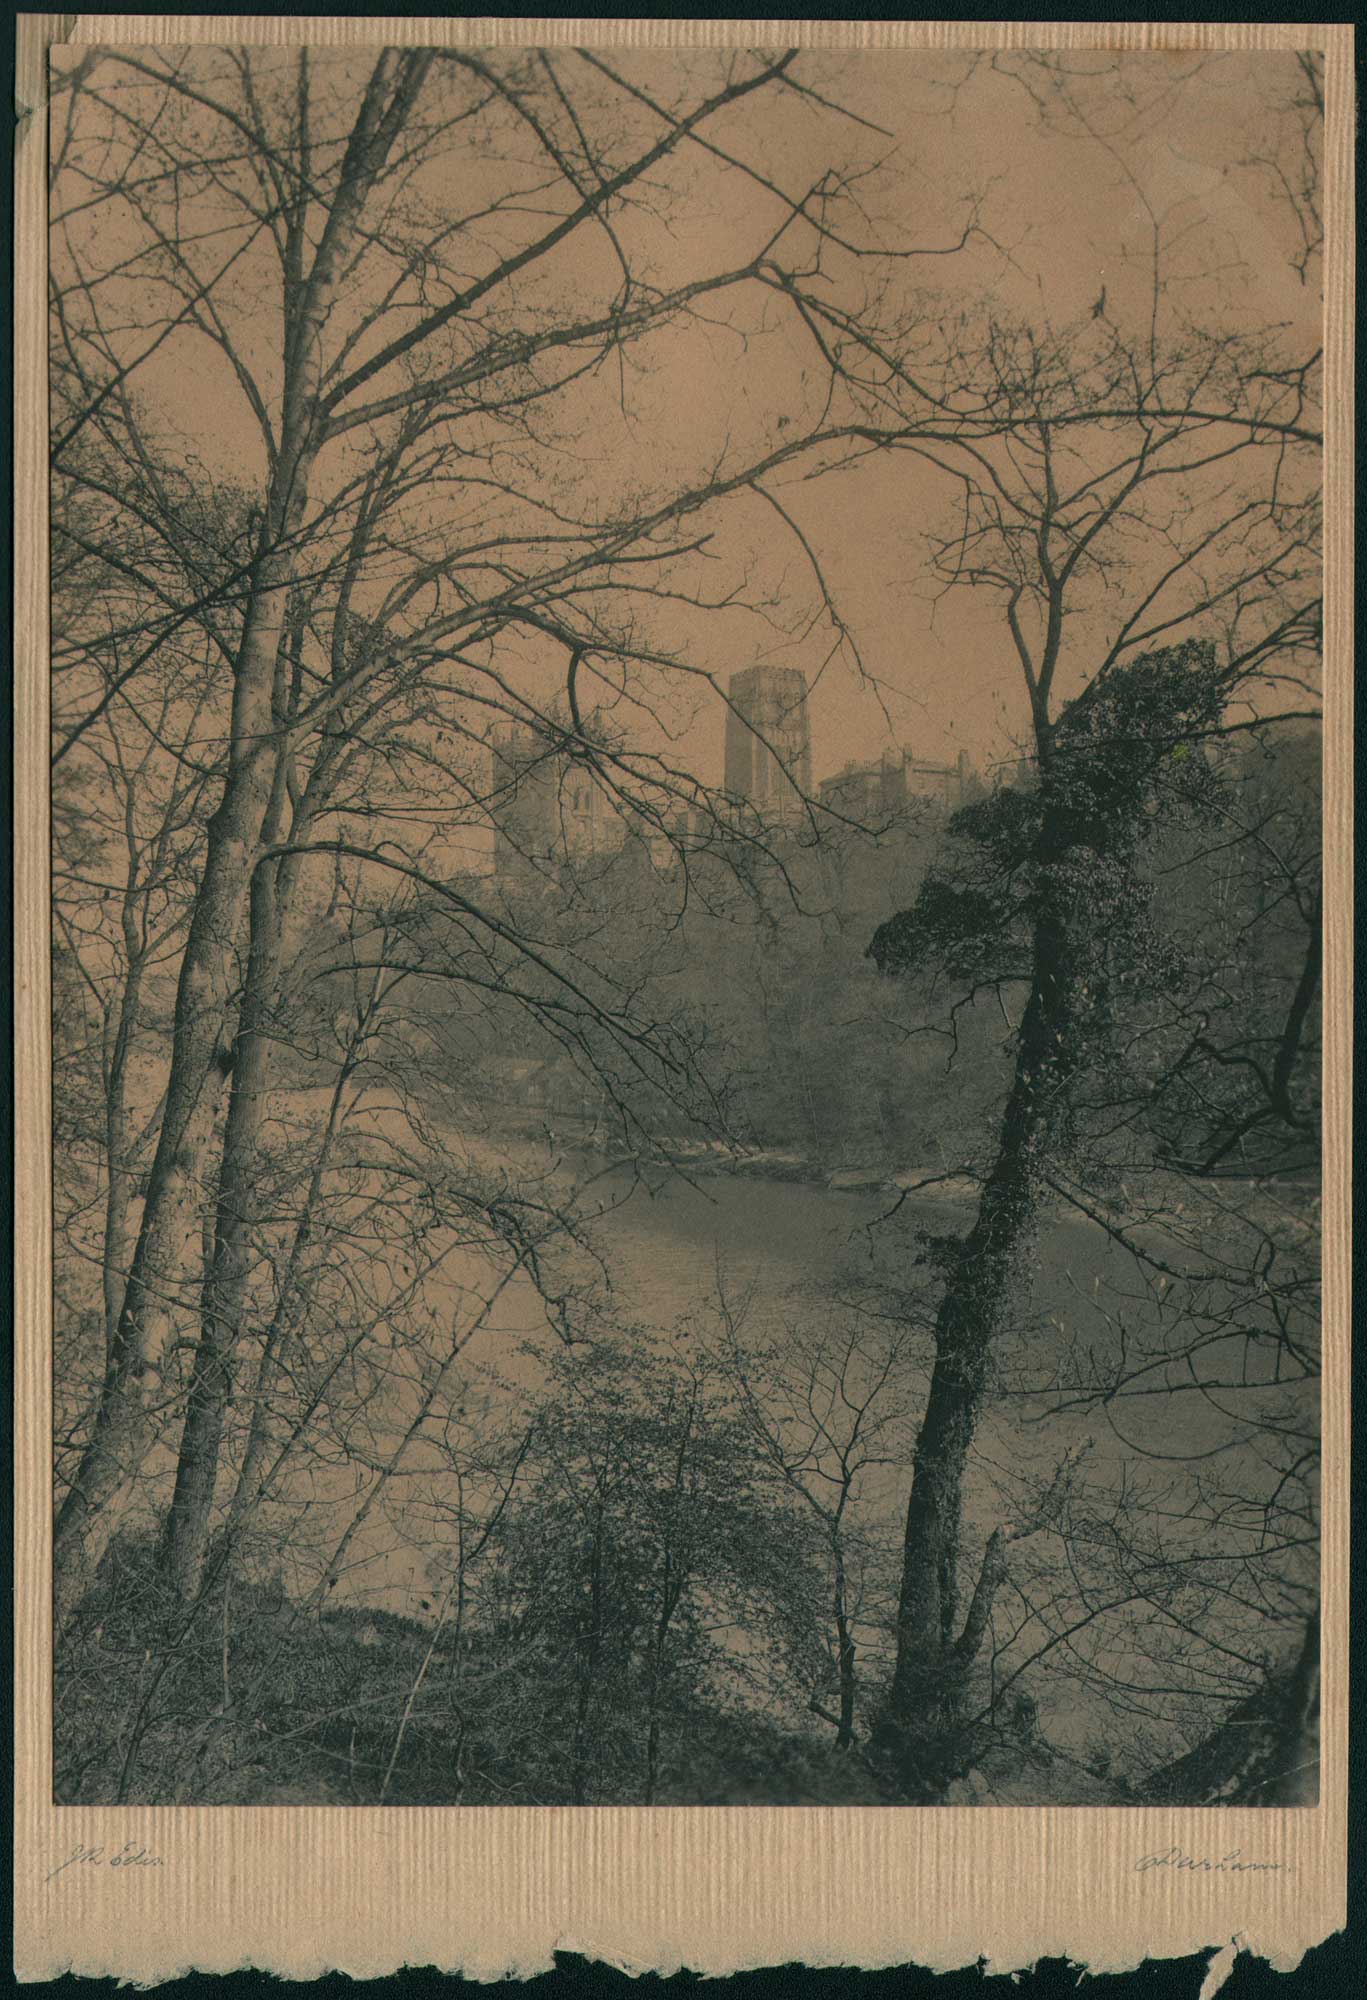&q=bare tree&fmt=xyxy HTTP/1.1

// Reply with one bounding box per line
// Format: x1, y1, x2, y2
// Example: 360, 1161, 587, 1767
50, 44, 981, 1620
713, 1278, 919, 1749
49, 44, 1324, 1814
